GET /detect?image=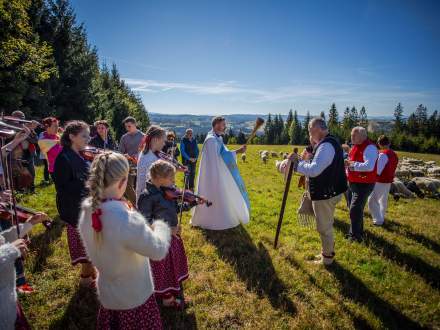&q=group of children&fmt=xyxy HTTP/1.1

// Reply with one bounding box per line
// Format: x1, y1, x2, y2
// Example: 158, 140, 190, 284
56, 121, 200, 329
1, 118, 201, 329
